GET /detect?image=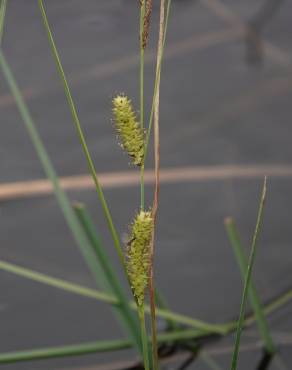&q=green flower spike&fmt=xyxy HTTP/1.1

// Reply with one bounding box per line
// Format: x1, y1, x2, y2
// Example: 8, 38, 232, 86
112, 94, 144, 166
126, 210, 153, 306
